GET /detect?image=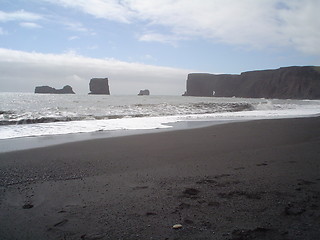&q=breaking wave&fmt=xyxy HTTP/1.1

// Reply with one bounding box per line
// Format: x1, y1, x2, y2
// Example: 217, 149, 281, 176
0, 102, 253, 126
1, 93, 319, 140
